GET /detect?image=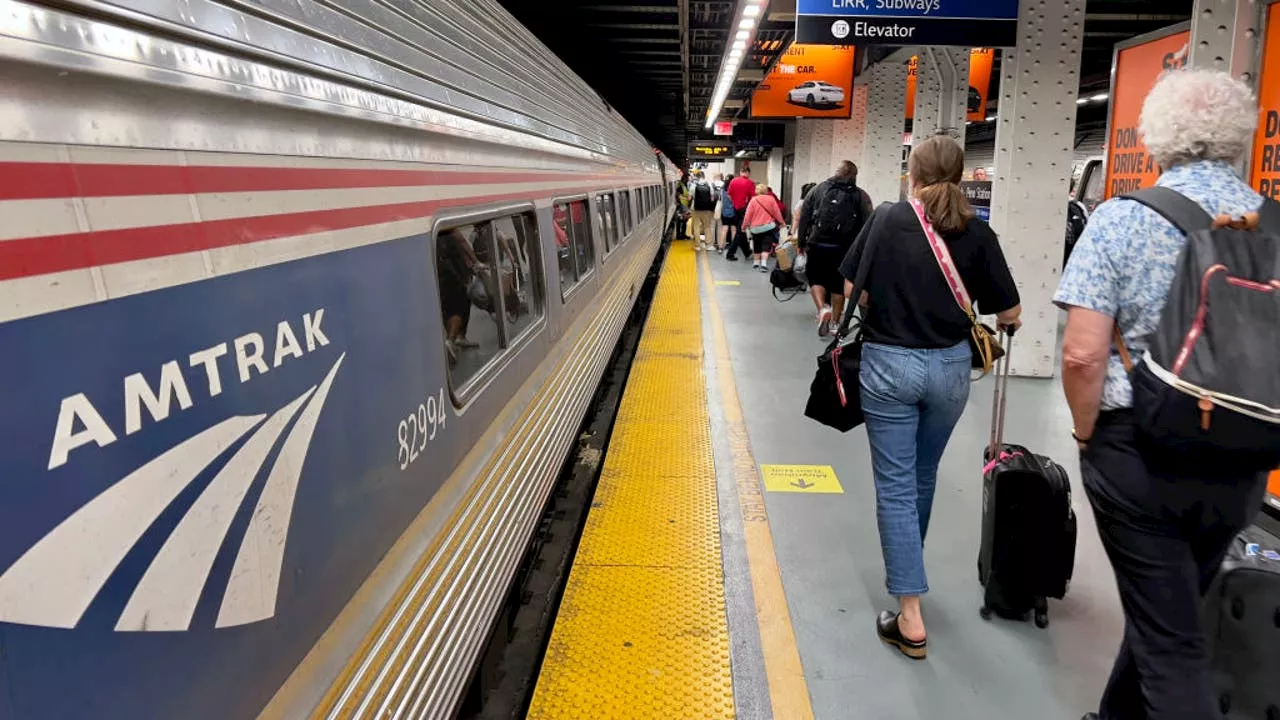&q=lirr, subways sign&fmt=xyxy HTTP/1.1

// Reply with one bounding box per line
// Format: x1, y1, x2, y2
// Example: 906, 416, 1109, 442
796, 0, 1019, 47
